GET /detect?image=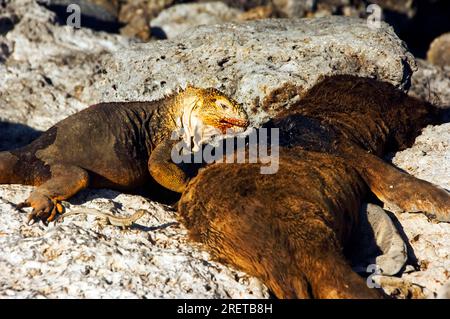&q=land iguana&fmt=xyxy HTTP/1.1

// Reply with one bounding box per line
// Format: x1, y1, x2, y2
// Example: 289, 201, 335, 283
178, 75, 450, 299
0, 87, 249, 223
